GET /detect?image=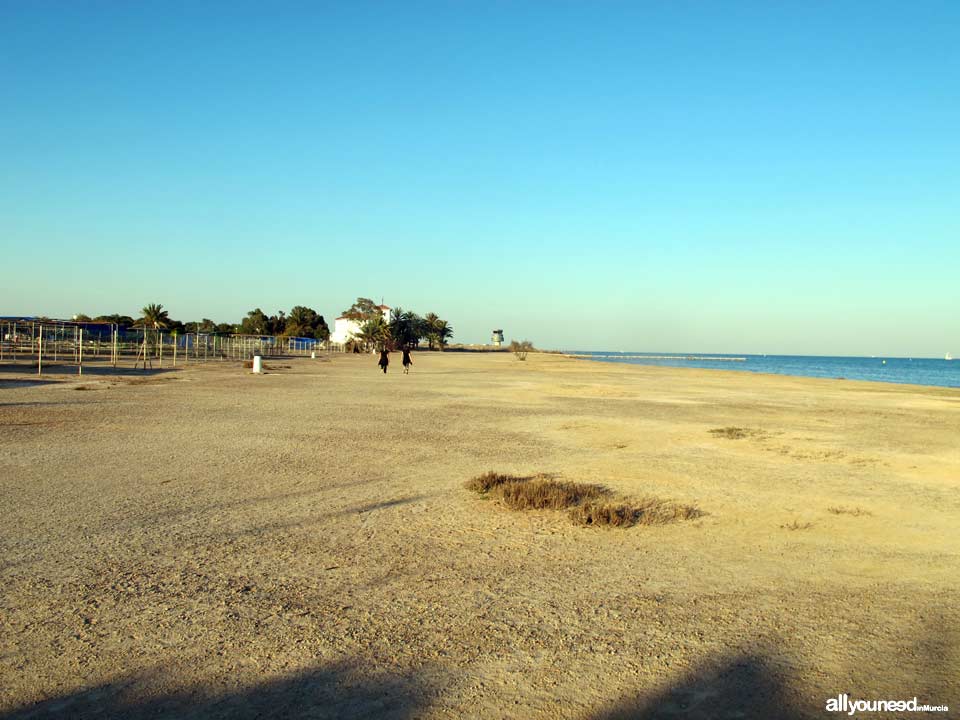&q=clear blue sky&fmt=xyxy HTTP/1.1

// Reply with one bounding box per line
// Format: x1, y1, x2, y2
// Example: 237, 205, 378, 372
2, 1, 957, 355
